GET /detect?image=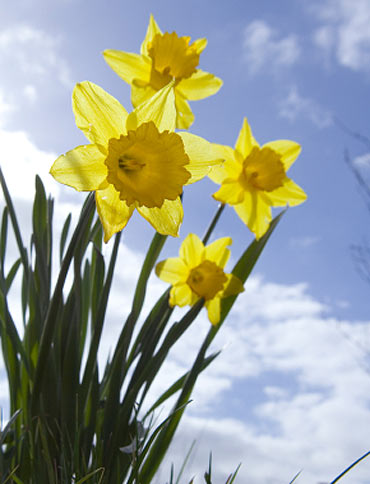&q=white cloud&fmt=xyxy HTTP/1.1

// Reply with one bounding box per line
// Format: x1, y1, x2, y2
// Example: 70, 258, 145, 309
312, 0, 370, 72
0, 24, 72, 124
243, 20, 300, 74
0, 128, 58, 200
23, 85, 38, 104
278, 86, 332, 128
0, 88, 15, 128
158, 280, 370, 483
0, 25, 72, 88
